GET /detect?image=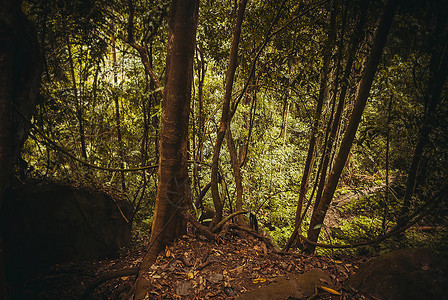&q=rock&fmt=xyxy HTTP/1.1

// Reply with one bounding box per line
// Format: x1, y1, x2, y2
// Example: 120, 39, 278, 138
296, 268, 334, 297
346, 248, 448, 300
0, 182, 131, 282
235, 269, 334, 300
235, 276, 305, 300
